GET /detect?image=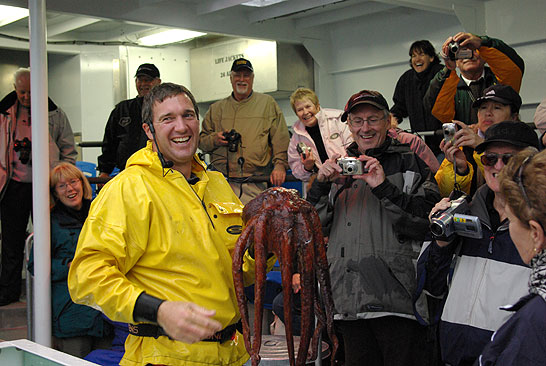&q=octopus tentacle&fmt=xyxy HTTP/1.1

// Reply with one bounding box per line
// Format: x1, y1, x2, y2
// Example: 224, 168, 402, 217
279, 213, 297, 366
310, 210, 339, 363
296, 212, 316, 366
233, 219, 256, 361
251, 212, 269, 366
